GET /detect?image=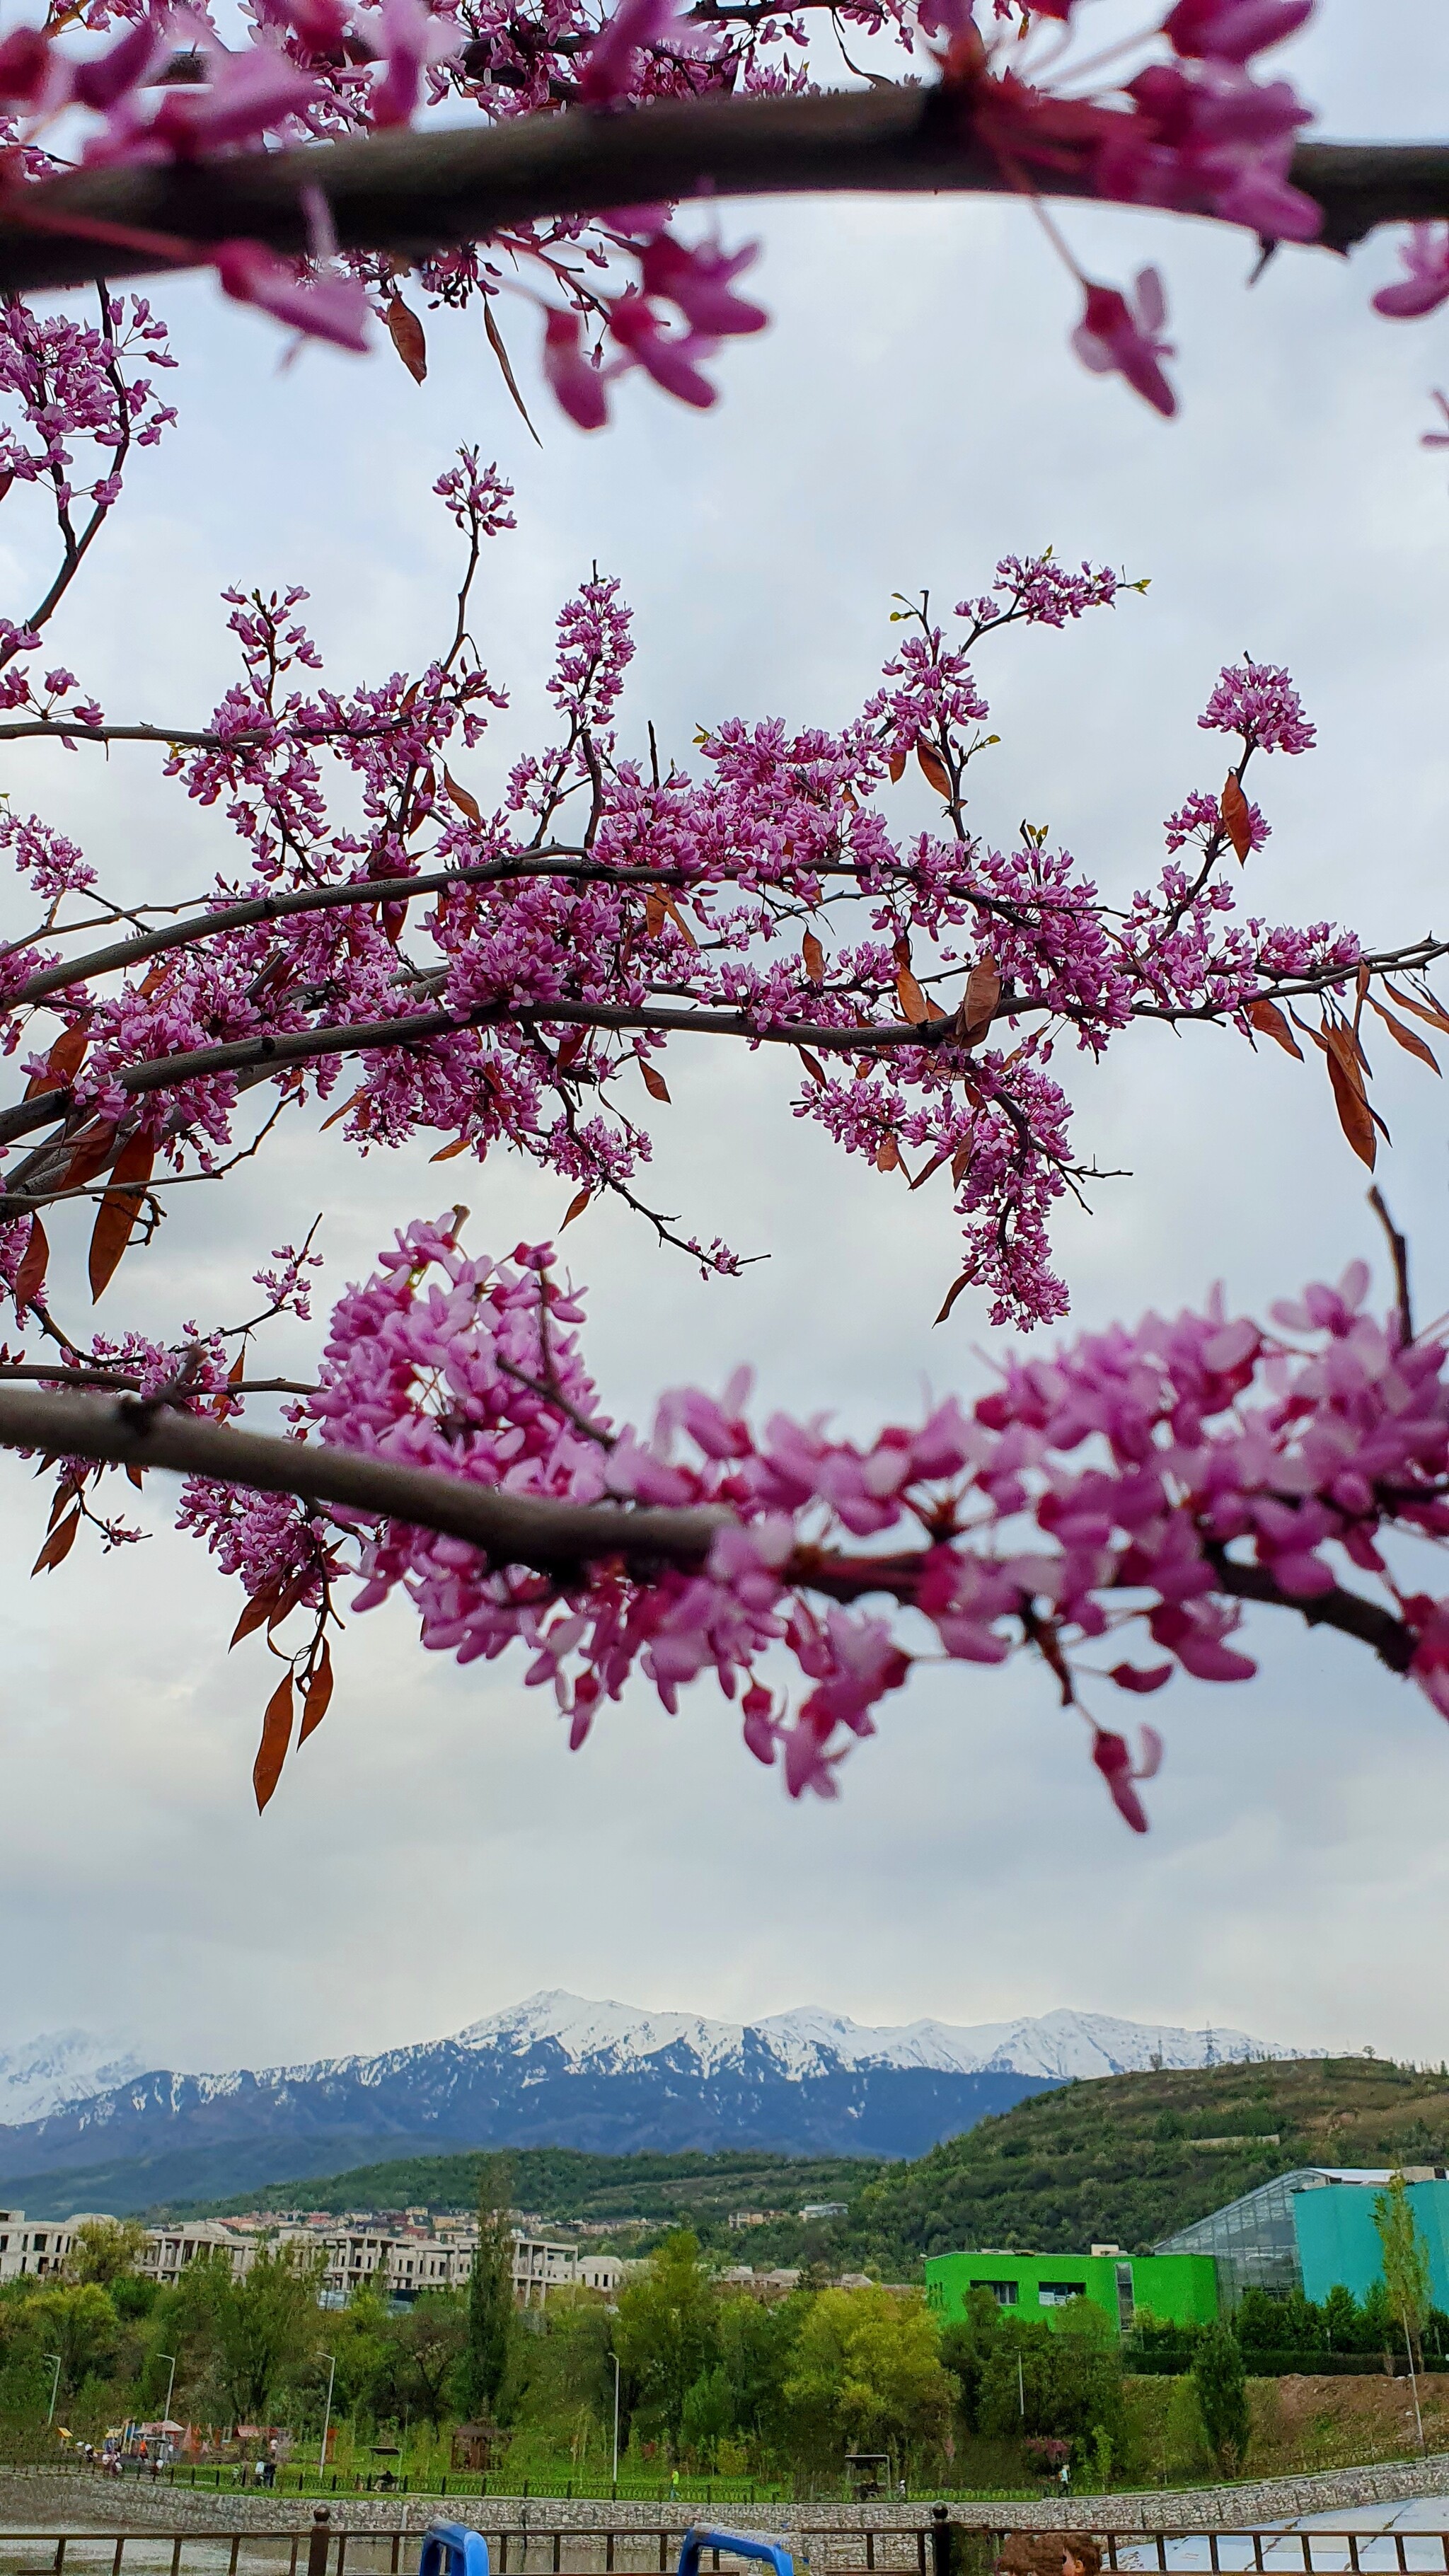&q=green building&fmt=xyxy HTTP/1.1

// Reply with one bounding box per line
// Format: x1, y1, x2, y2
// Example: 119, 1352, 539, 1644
923, 2245, 1219, 2338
